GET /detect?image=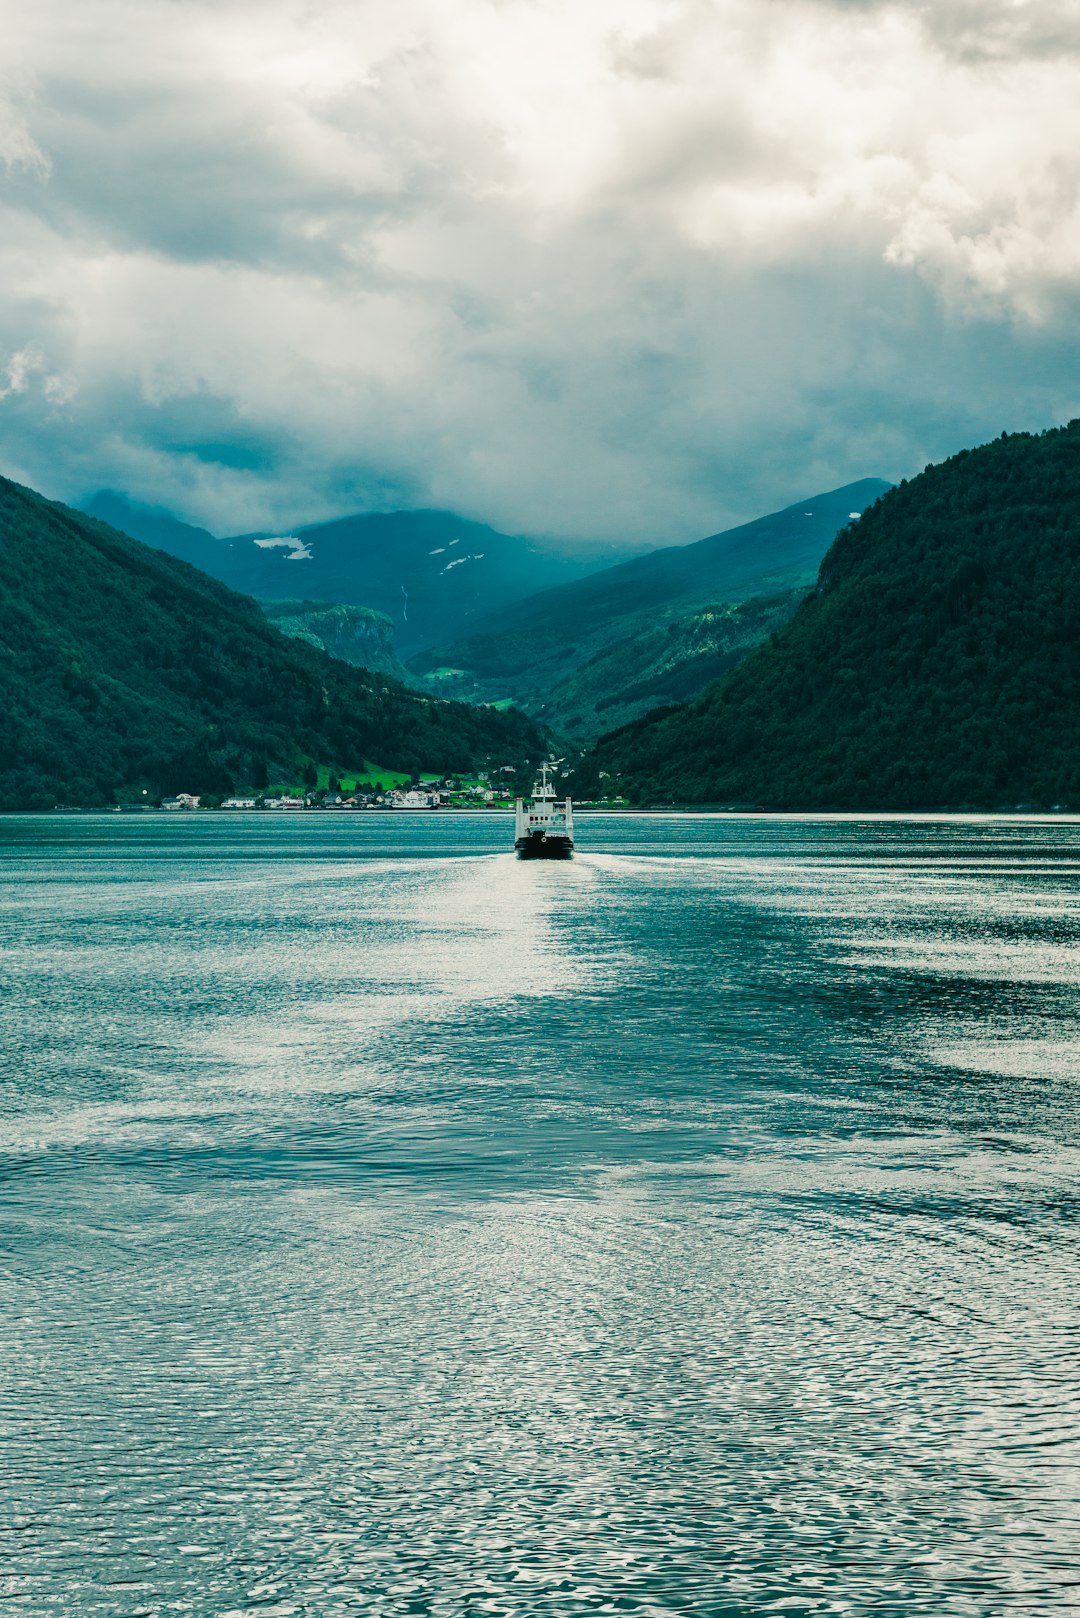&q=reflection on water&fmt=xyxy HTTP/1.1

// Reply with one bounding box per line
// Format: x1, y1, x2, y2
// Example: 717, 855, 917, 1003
2, 812, 1080, 1615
